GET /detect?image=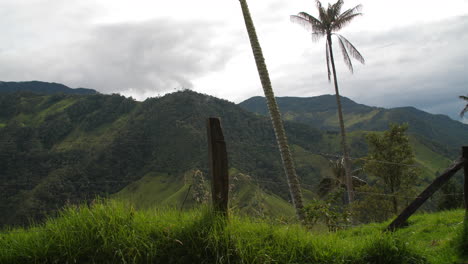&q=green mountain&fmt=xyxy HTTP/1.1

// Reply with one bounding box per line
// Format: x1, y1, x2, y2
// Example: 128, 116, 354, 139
239, 95, 468, 158
0, 85, 463, 227
0, 81, 97, 95
0, 90, 337, 226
